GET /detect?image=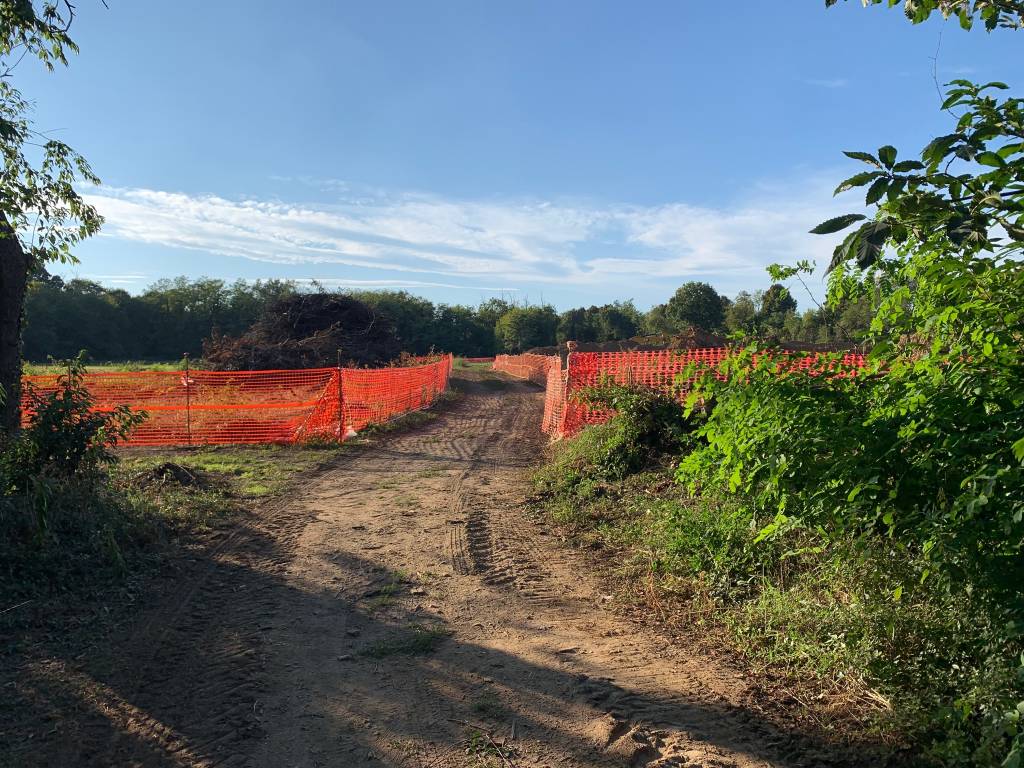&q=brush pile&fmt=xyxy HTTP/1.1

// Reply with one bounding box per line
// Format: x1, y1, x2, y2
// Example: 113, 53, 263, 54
203, 293, 402, 370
